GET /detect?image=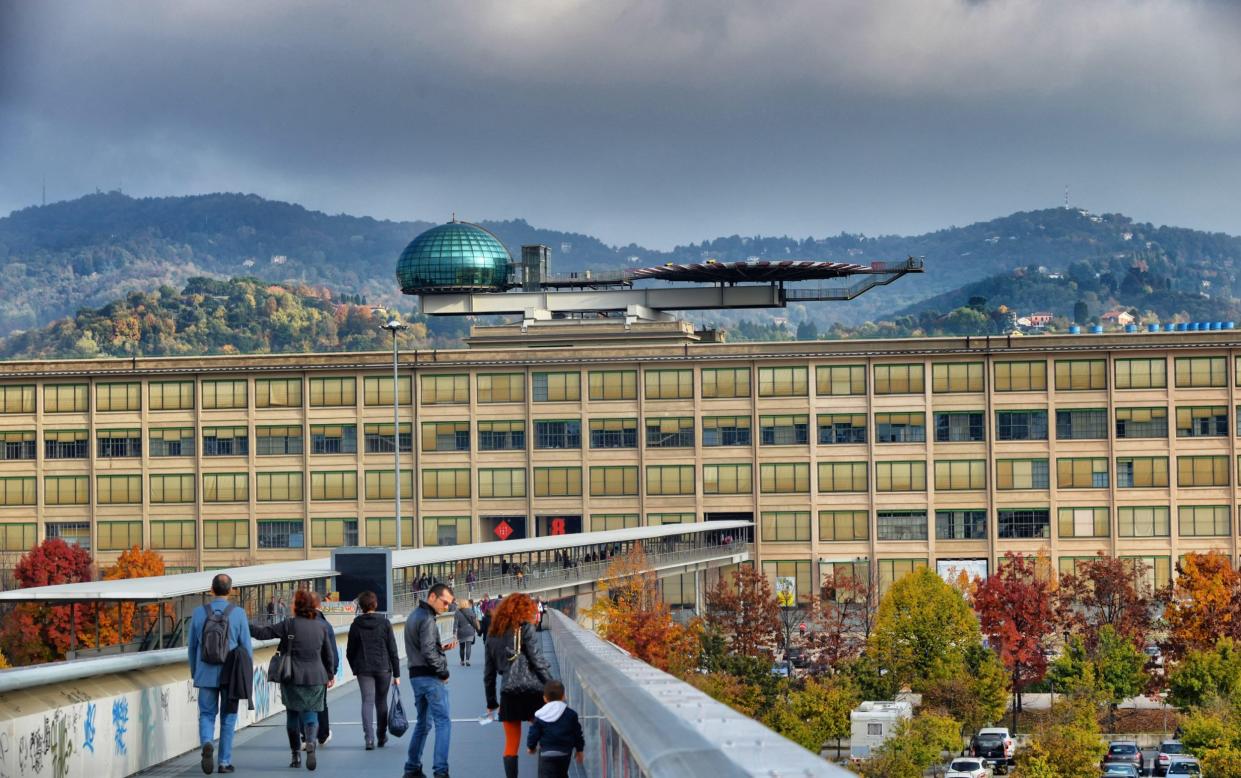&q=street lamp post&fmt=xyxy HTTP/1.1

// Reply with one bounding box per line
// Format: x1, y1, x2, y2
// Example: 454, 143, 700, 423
379, 315, 409, 550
